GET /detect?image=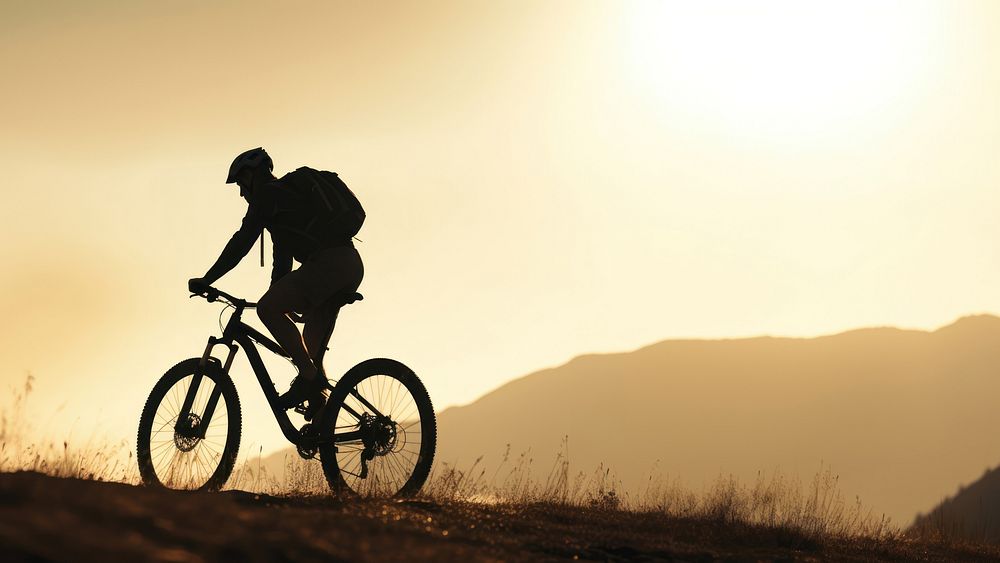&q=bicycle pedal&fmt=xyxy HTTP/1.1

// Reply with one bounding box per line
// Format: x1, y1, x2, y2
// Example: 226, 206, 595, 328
304, 400, 325, 421
293, 397, 326, 421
